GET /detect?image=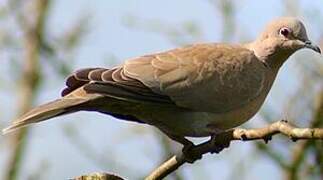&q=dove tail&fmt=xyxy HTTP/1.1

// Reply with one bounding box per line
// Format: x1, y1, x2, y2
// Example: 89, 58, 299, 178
2, 98, 90, 134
